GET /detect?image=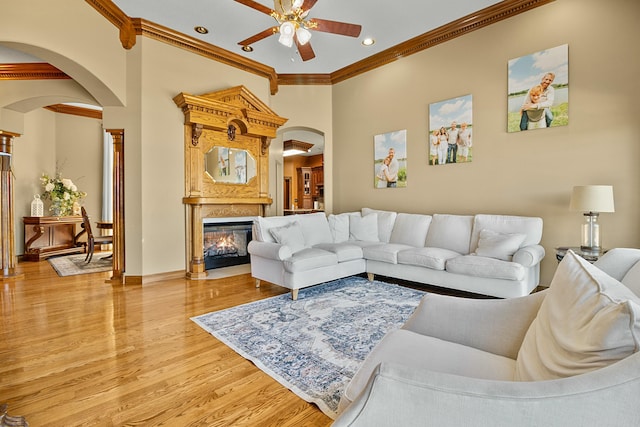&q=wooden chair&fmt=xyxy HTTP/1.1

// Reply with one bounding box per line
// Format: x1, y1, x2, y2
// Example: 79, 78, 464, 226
80, 206, 113, 263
